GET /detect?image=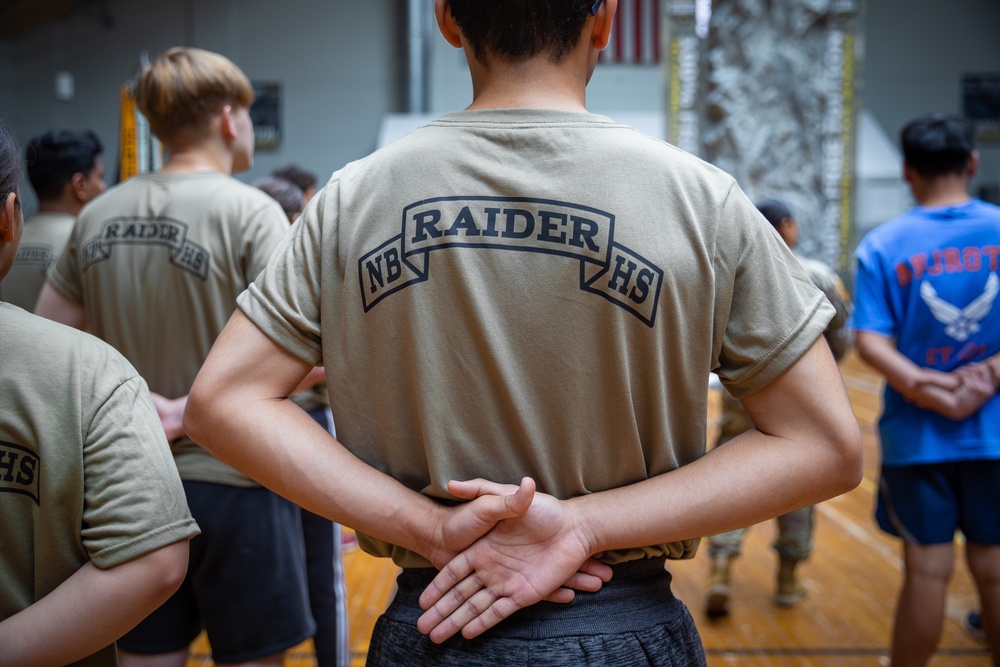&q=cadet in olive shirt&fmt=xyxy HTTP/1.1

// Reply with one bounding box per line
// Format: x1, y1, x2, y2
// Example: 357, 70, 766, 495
35, 48, 314, 666
0, 121, 197, 667
186, 2, 863, 665
0, 129, 105, 310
